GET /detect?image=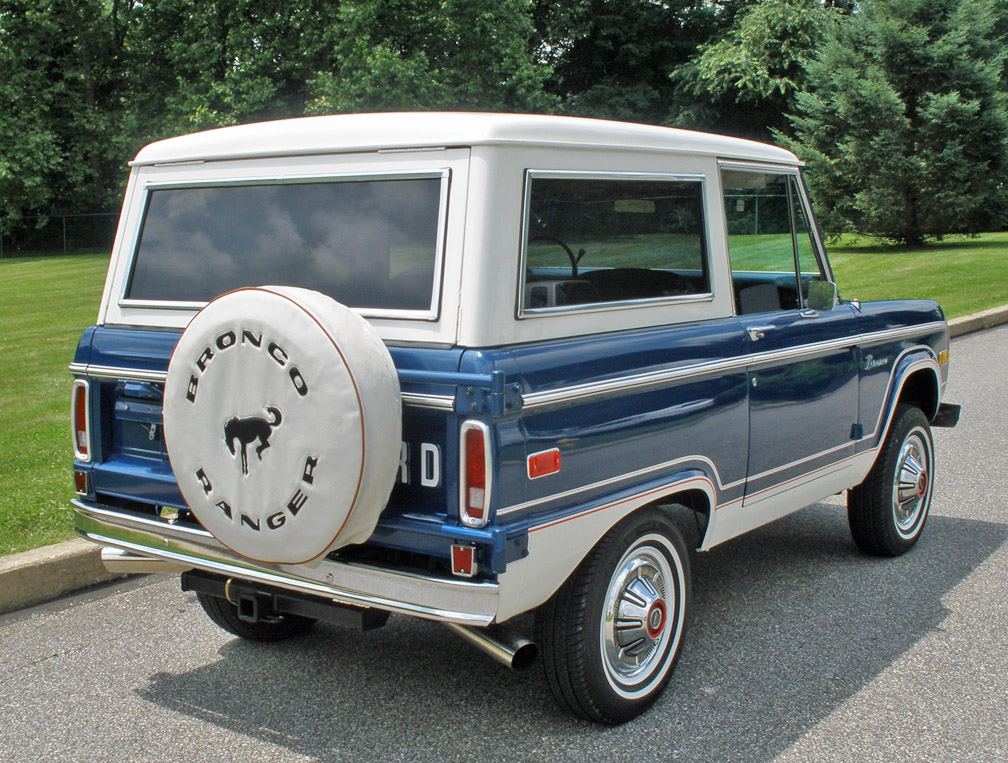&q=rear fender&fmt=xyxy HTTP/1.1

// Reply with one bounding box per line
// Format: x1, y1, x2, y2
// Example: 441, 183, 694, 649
495, 473, 715, 622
